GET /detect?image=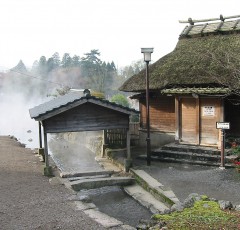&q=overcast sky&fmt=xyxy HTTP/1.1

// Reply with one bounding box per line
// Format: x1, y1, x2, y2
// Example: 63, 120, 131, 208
0, 0, 239, 70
